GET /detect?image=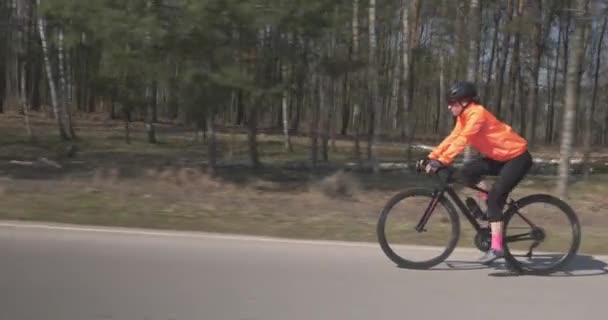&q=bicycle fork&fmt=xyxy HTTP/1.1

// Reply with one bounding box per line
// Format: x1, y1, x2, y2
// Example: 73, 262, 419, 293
415, 190, 444, 232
